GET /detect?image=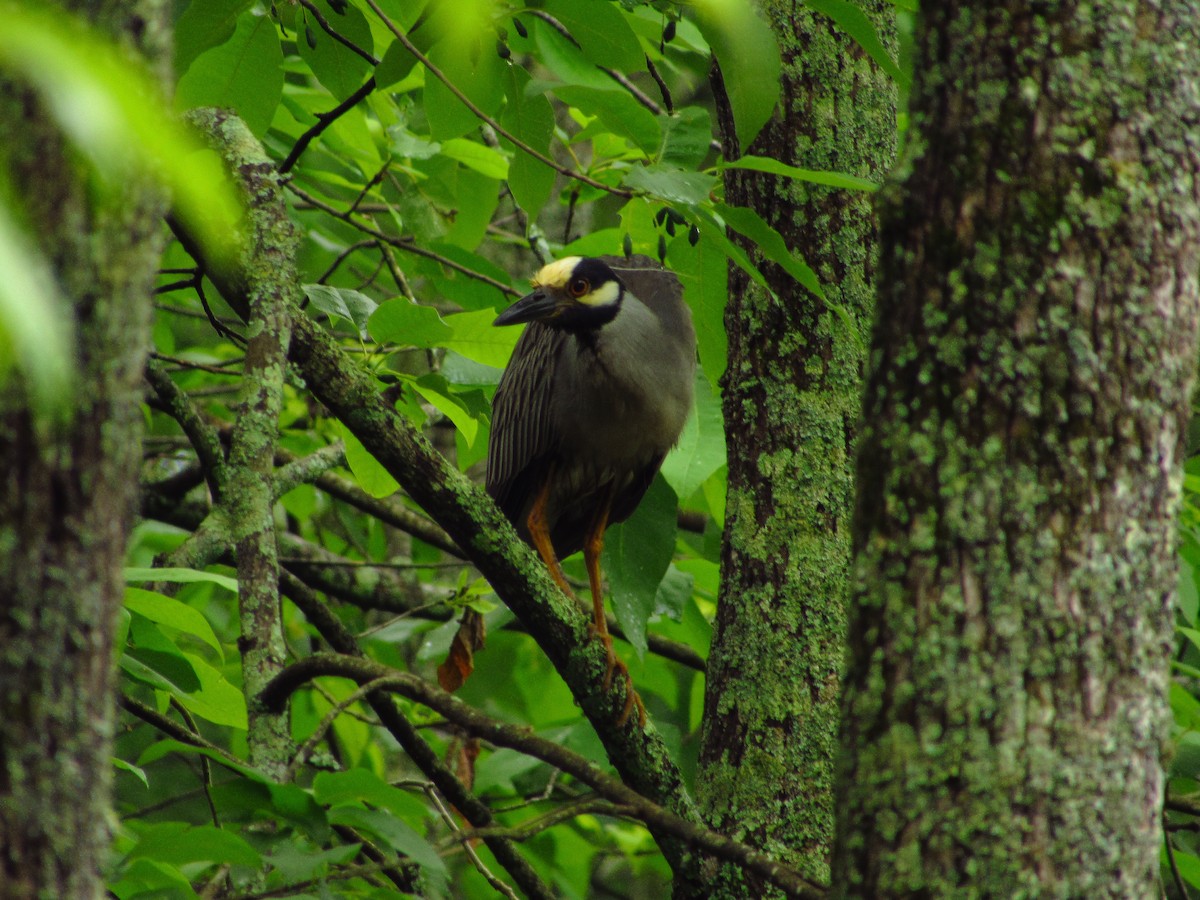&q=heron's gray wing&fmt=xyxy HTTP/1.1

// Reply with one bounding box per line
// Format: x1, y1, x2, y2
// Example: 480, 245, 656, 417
486, 322, 566, 523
